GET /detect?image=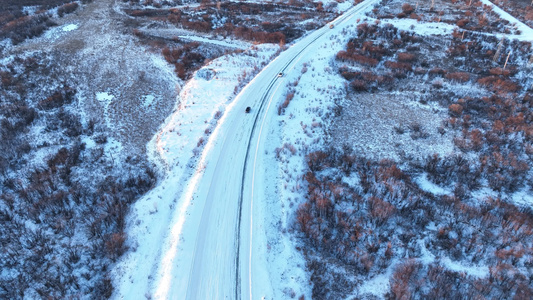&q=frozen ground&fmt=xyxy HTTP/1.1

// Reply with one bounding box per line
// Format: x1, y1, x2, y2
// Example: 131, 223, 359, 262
110, 0, 533, 298
8, 0, 180, 155
111, 0, 382, 299
4, 0, 525, 298
111, 43, 281, 298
